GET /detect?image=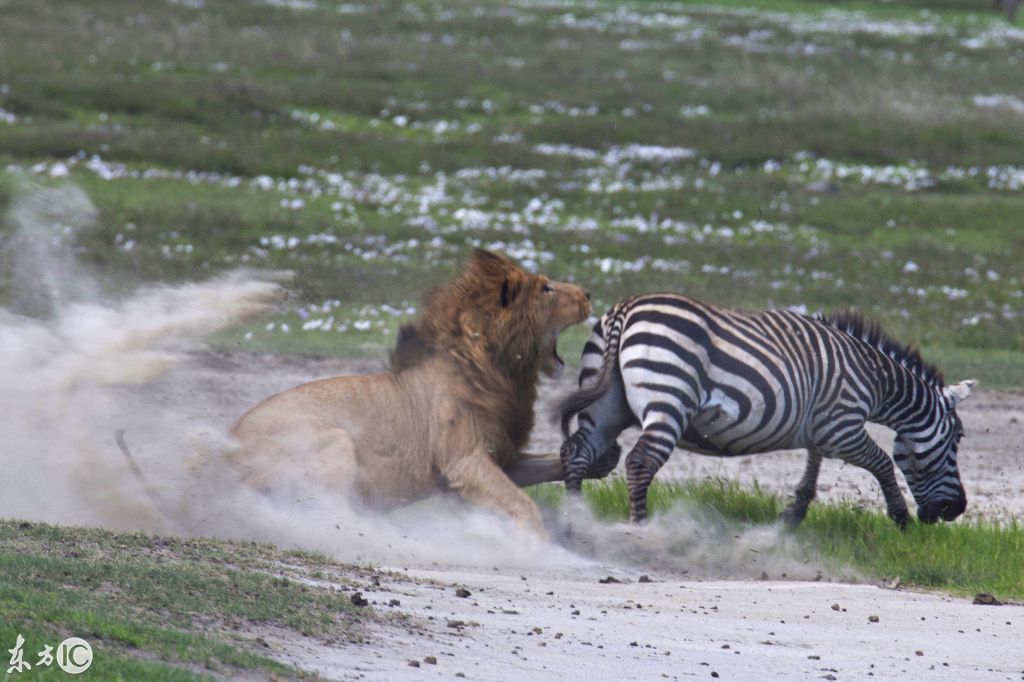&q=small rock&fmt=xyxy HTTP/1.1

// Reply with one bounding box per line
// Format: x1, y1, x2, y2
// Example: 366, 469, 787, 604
455, 588, 472, 598
760, 571, 769, 580
868, 615, 879, 623
599, 576, 622, 584
830, 603, 840, 611
711, 672, 719, 678
915, 650, 923, 657
638, 575, 652, 583
350, 592, 369, 607
408, 660, 420, 668
808, 655, 820, 660
973, 593, 1003, 606
447, 619, 465, 629
388, 598, 401, 607
424, 656, 437, 665
806, 180, 839, 194
255, 637, 270, 648
455, 674, 466, 679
